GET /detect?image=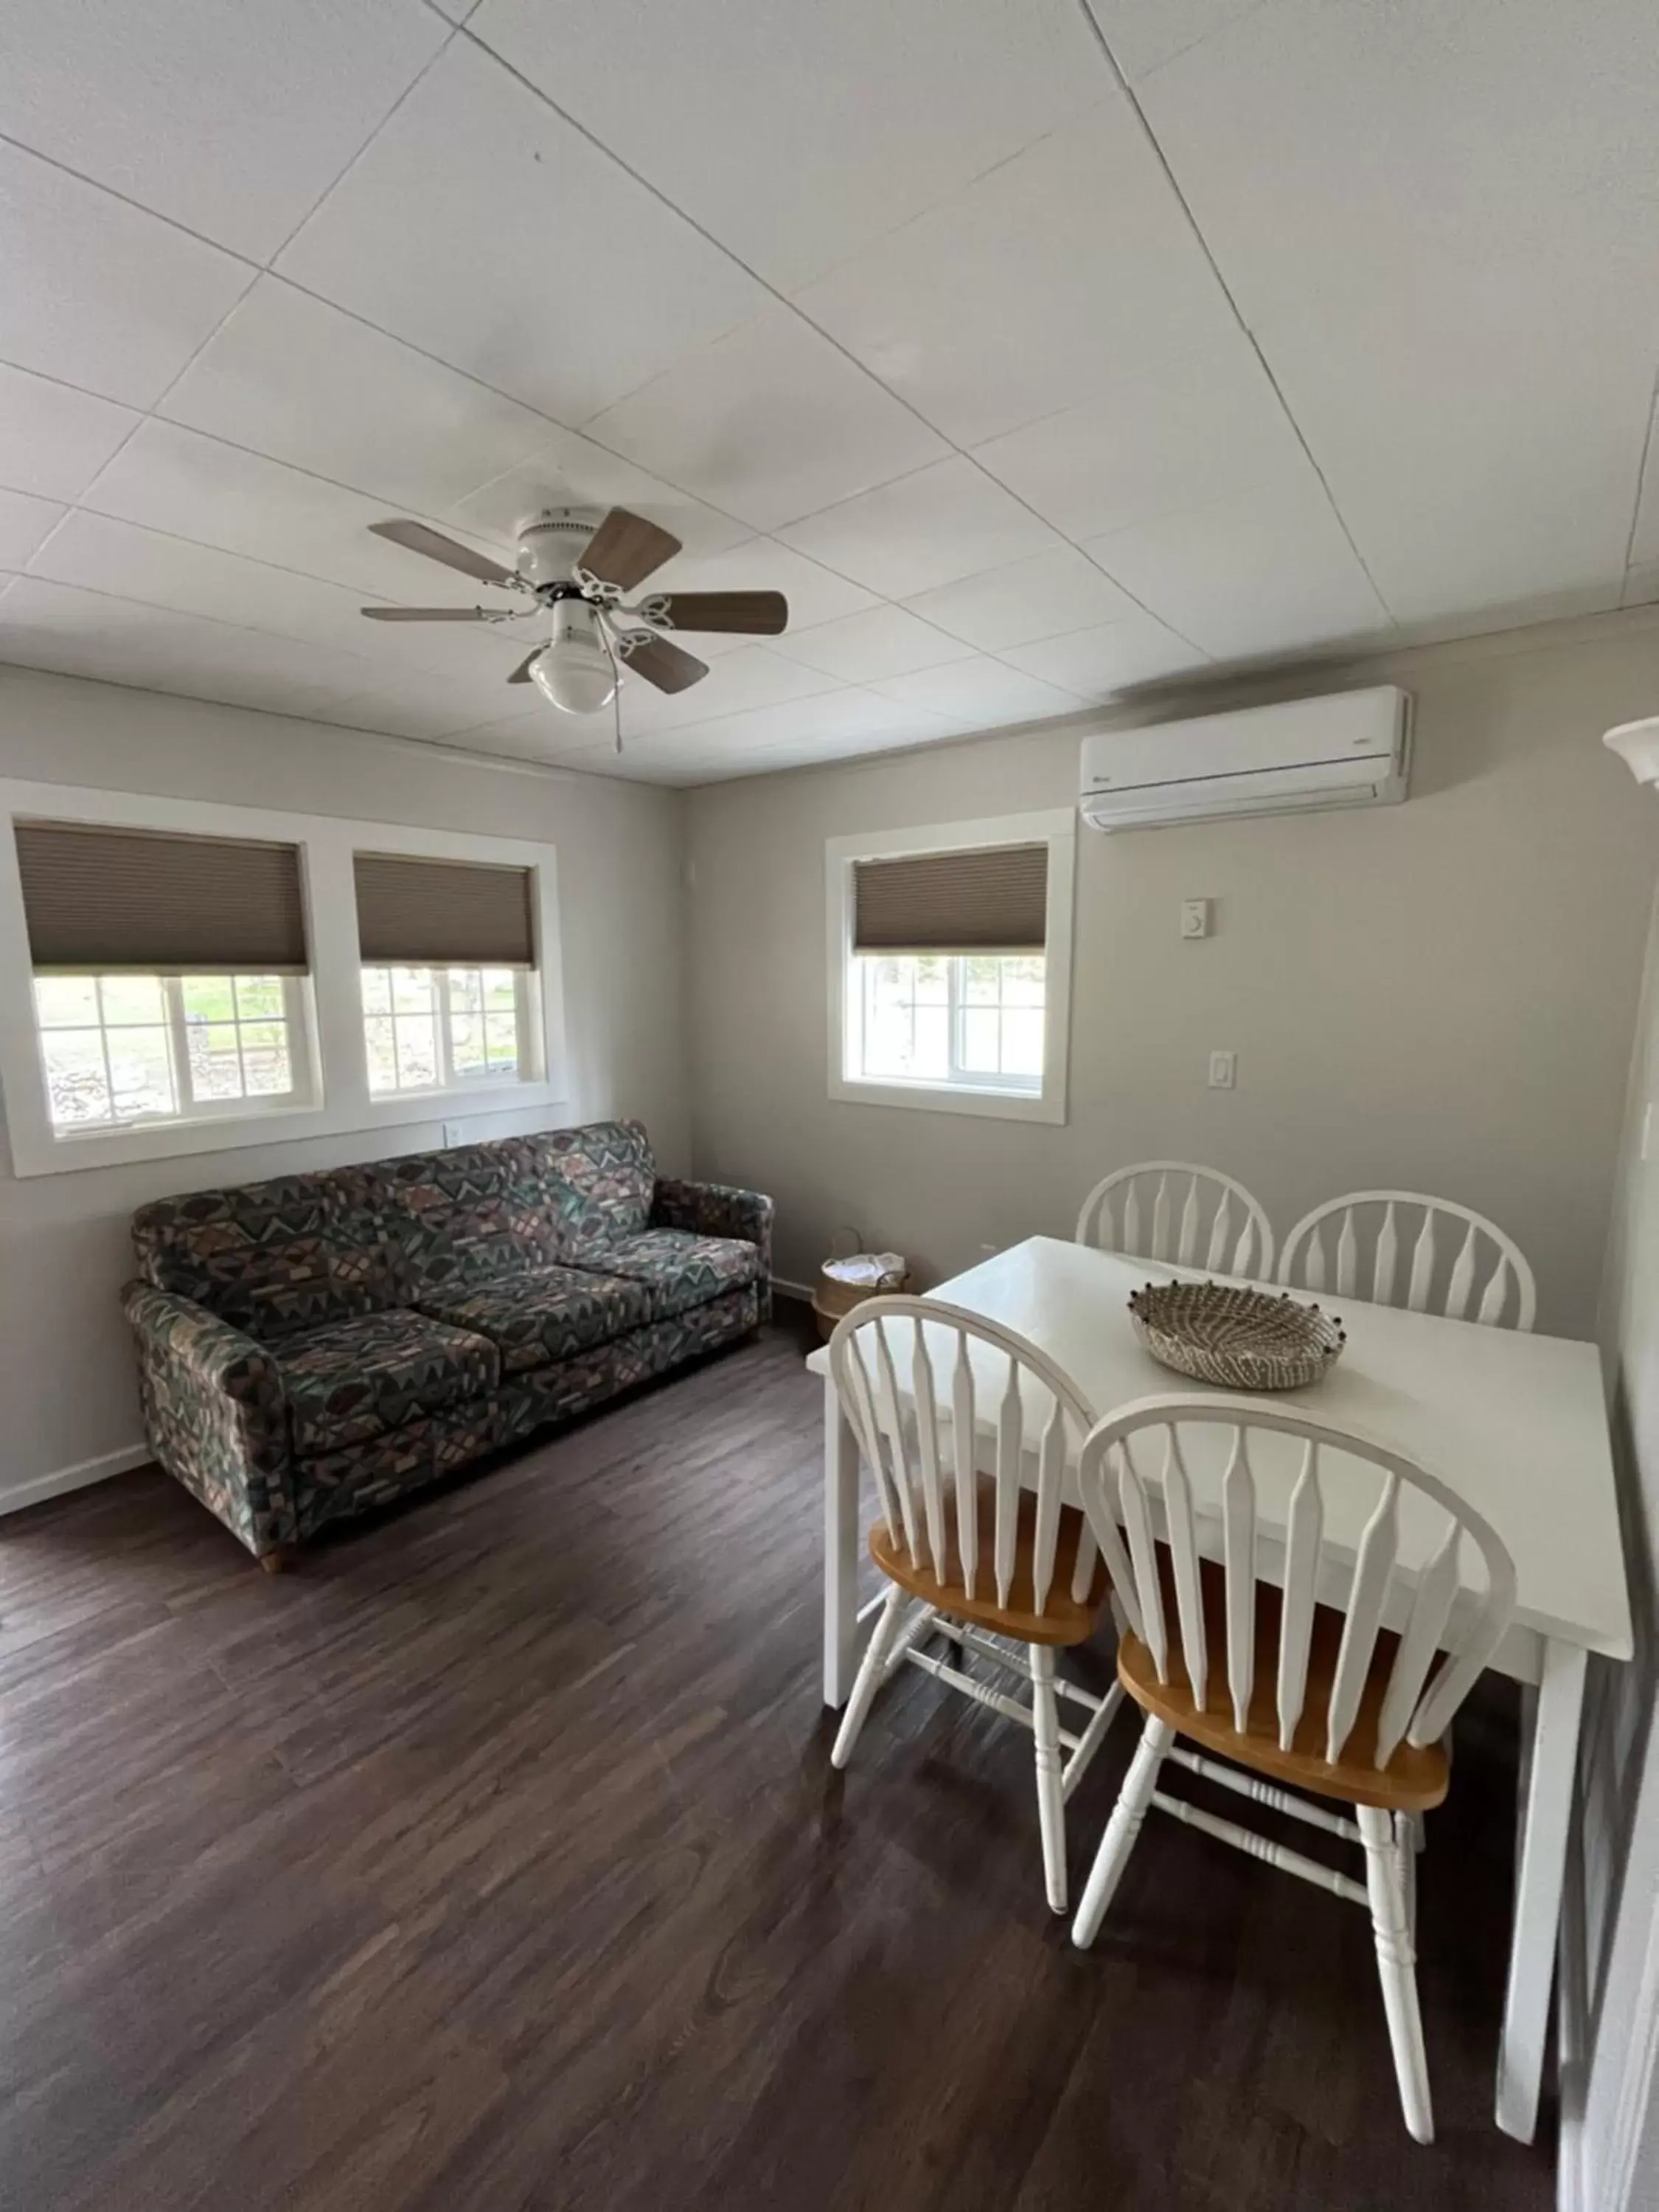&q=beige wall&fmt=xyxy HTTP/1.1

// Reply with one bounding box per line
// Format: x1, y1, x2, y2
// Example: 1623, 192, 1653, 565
0, 667, 690, 1508
684, 609, 1659, 1340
